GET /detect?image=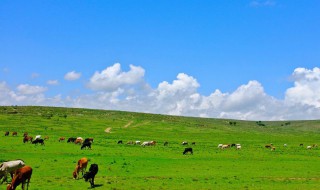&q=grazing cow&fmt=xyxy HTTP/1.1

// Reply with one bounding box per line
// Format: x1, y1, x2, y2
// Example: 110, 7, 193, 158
218, 144, 223, 148
84, 138, 94, 144
221, 144, 230, 149
271, 147, 276, 151
44, 136, 49, 140
23, 132, 28, 137
141, 141, 156, 146
163, 141, 169, 146
67, 137, 76, 143
127, 141, 134, 145
12, 132, 17, 136
312, 144, 318, 148
6, 166, 32, 190
83, 164, 98, 188
117, 140, 123, 144
74, 137, 83, 145
135, 141, 141, 145
236, 145, 241, 150
34, 135, 41, 140
81, 141, 92, 150
191, 142, 196, 145
32, 139, 44, 145
73, 158, 88, 179
5, 131, 9, 136
307, 146, 312, 149
231, 143, 236, 147
181, 141, 188, 145
0, 160, 25, 184
23, 136, 33, 143
183, 147, 193, 155
265, 144, 272, 148
58, 137, 65, 142
283, 144, 287, 147
300, 143, 303, 147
